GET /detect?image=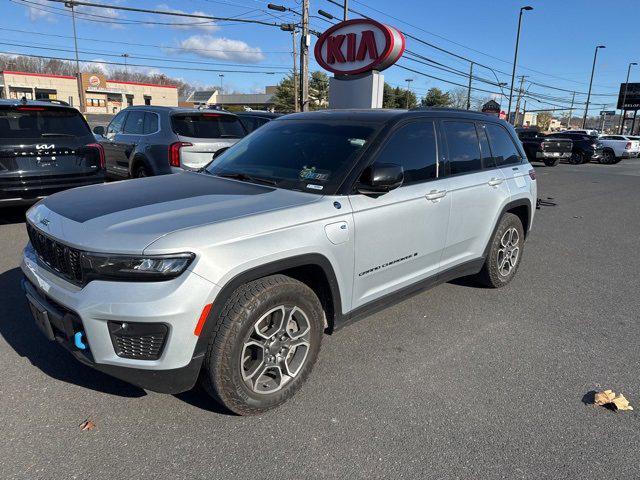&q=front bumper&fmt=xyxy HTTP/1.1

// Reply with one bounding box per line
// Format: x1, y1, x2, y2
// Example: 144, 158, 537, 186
21, 243, 220, 393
